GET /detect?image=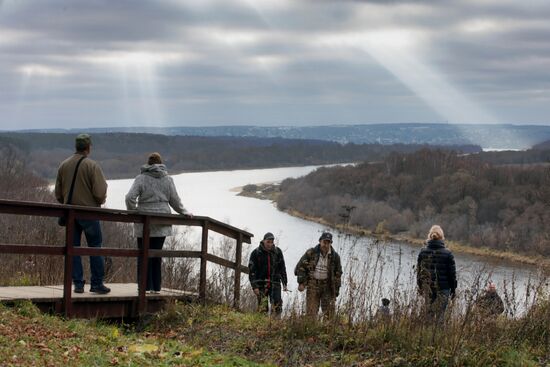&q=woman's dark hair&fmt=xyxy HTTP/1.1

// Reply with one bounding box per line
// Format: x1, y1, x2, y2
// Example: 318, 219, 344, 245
148, 152, 162, 165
